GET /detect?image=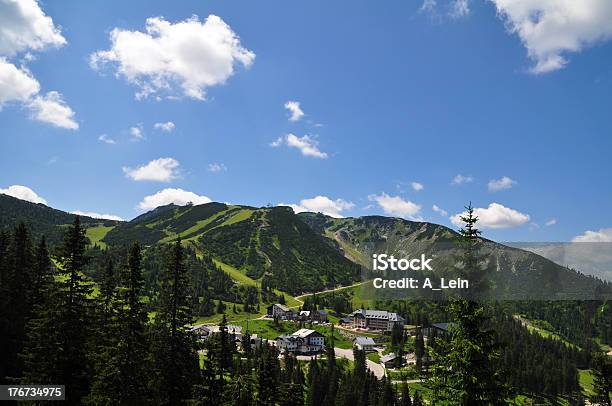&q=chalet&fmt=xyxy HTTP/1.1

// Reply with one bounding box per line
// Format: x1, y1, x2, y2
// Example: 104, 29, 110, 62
380, 353, 403, 368
339, 317, 353, 326
267, 303, 296, 320
349, 309, 405, 332
276, 328, 325, 354
353, 336, 376, 352
191, 324, 243, 342
299, 309, 328, 323
190, 325, 211, 341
